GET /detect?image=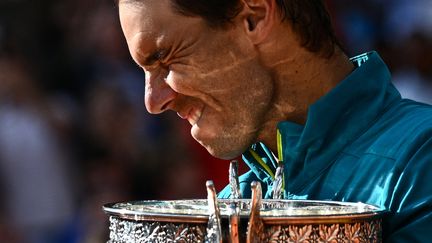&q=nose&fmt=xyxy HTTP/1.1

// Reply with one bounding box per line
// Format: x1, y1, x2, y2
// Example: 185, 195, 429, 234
144, 71, 177, 114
